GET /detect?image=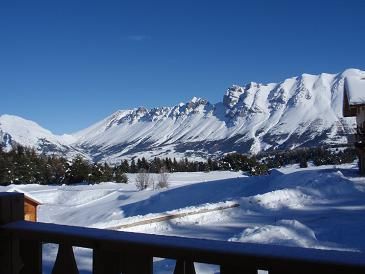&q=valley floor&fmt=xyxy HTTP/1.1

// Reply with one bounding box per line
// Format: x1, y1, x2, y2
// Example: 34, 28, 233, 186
2, 164, 365, 273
